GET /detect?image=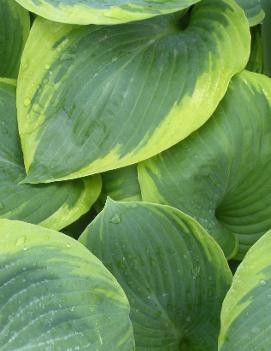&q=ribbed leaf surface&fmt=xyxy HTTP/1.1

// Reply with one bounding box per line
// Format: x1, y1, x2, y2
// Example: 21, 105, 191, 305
0, 79, 101, 230
0, 0, 30, 78
14, 0, 200, 25
80, 200, 232, 351
219, 229, 271, 351
17, 0, 250, 183
139, 71, 271, 259
0, 220, 134, 351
